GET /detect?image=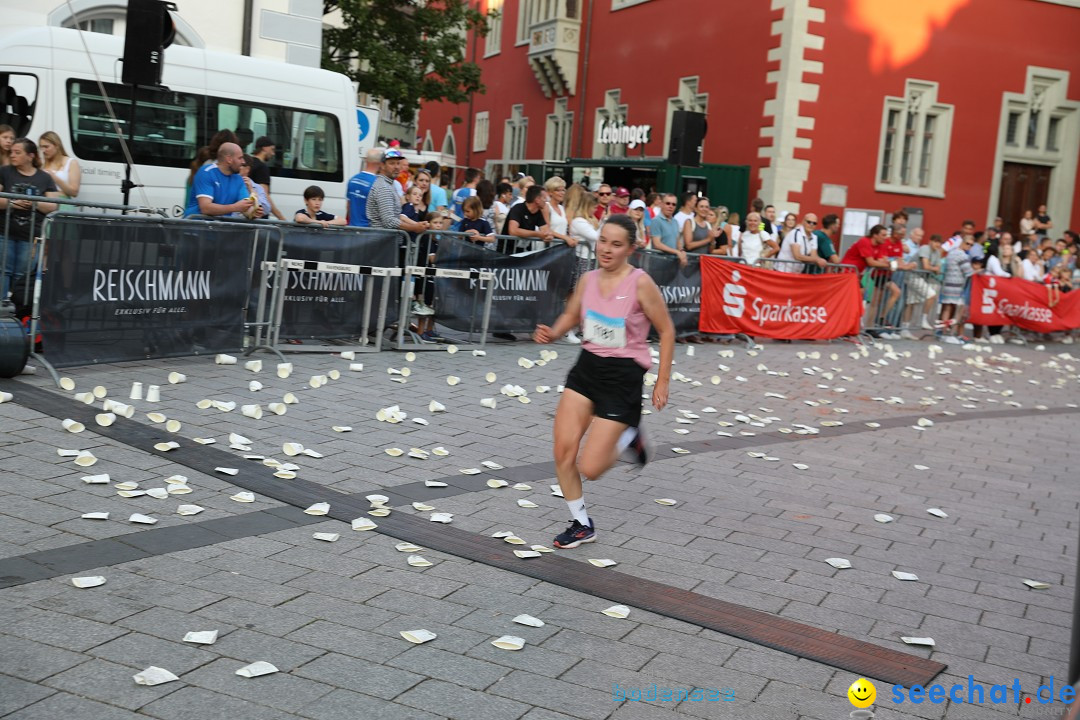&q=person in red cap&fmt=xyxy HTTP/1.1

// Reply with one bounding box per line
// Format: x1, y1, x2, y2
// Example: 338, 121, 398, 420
609, 186, 630, 215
